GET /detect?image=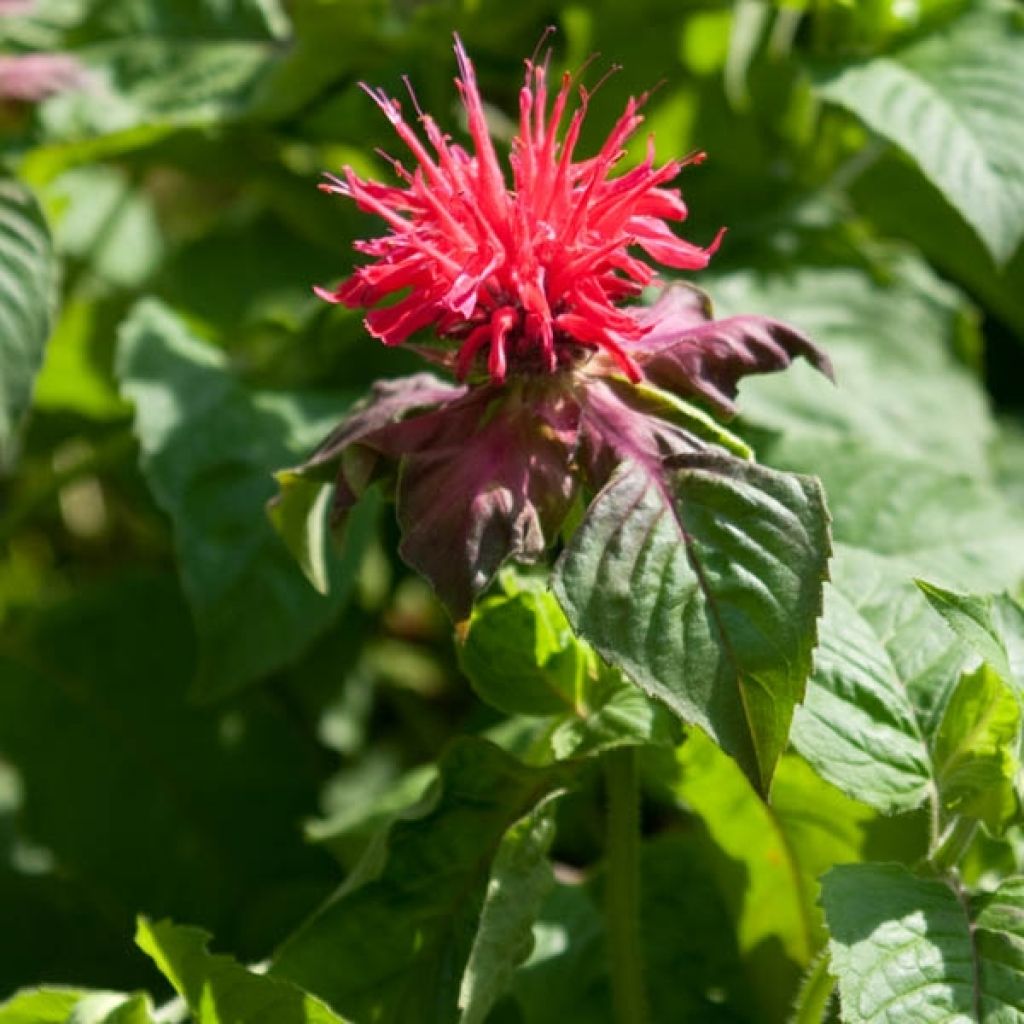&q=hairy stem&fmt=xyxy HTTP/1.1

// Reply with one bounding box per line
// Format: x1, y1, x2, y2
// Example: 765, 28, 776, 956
930, 816, 979, 875
604, 745, 648, 1024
